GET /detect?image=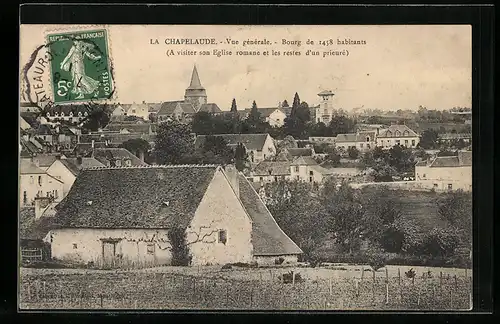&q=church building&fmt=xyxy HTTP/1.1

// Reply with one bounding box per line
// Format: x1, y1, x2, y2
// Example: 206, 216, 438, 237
157, 65, 222, 122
